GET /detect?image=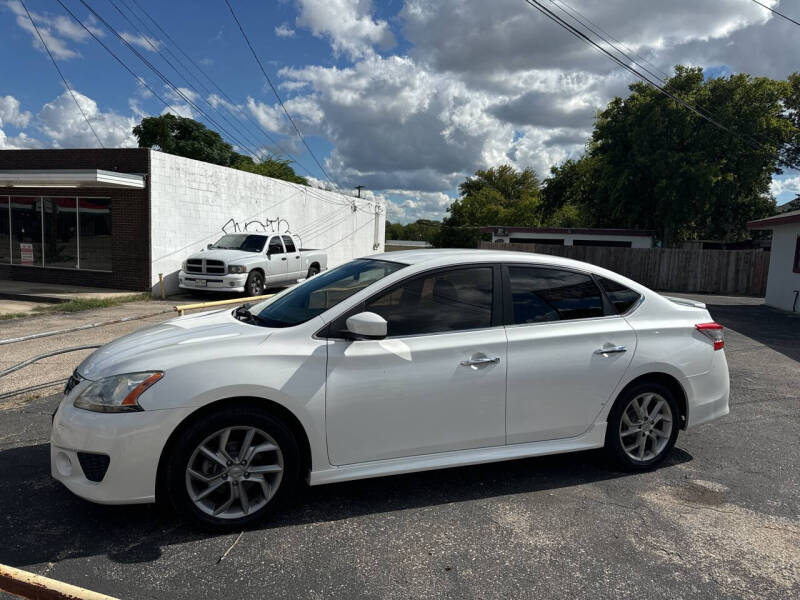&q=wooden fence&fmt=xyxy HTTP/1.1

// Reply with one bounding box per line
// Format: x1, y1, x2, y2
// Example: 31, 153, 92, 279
479, 241, 769, 296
